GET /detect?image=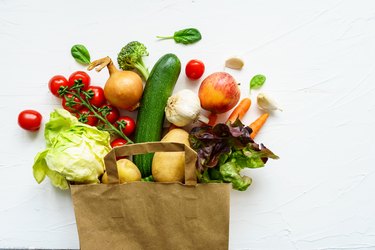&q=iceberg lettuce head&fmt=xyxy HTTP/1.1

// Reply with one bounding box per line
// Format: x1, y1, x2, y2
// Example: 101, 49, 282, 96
32, 109, 111, 189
